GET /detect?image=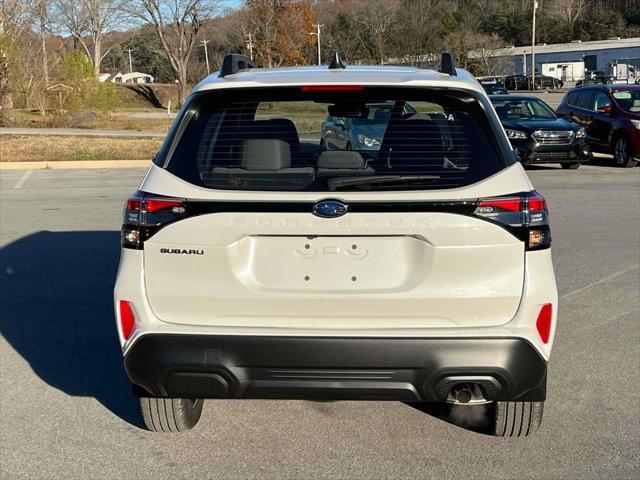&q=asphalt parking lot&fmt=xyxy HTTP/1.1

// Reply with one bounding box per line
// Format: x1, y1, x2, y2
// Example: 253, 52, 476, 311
1, 164, 638, 479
